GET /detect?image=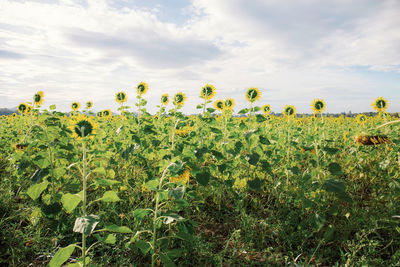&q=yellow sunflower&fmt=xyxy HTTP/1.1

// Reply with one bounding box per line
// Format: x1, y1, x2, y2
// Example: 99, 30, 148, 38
33, 91, 44, 106
173, 92, 186, 106
311, 99, 326, 114
115, 92, 127, 104
137, 82, 149, 96
102, 109, 112, 118
262, 104, 271, 114
372, 97, 388, 112
200, 84, 216, 100
355, 114, 368, 124
224, 98, 235, 110
170, 167, 191, 184
214, 99, 225, 111
96, 111, 103, 118
71, 102, 80, 111
283, 105, 296, 117
17, 103, 29, 114
86, 101, 93, 109
68, 114, 97, 140
161, 94, 169, 105
14, 143, 28, 152
245, 87, 261, 103
26, 105, 32, 114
